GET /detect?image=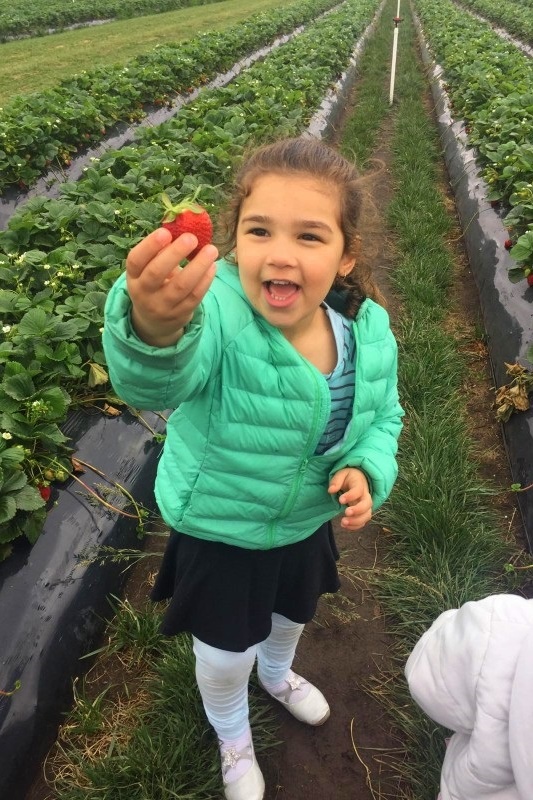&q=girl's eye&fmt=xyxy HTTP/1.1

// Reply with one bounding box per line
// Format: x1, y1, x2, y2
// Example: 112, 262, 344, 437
248, 227, 269, 237
300, 233, 322, 242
